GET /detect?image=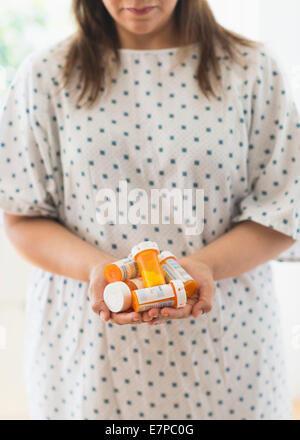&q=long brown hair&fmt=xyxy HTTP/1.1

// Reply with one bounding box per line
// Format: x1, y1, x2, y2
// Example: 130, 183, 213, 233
63, 0, 259, 107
